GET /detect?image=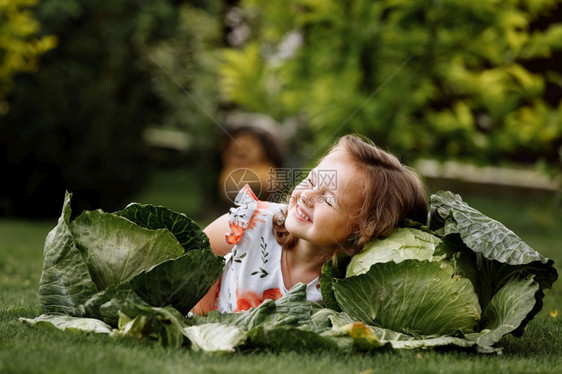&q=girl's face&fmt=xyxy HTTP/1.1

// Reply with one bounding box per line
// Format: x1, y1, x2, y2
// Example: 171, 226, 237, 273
285, 148, 364, 251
